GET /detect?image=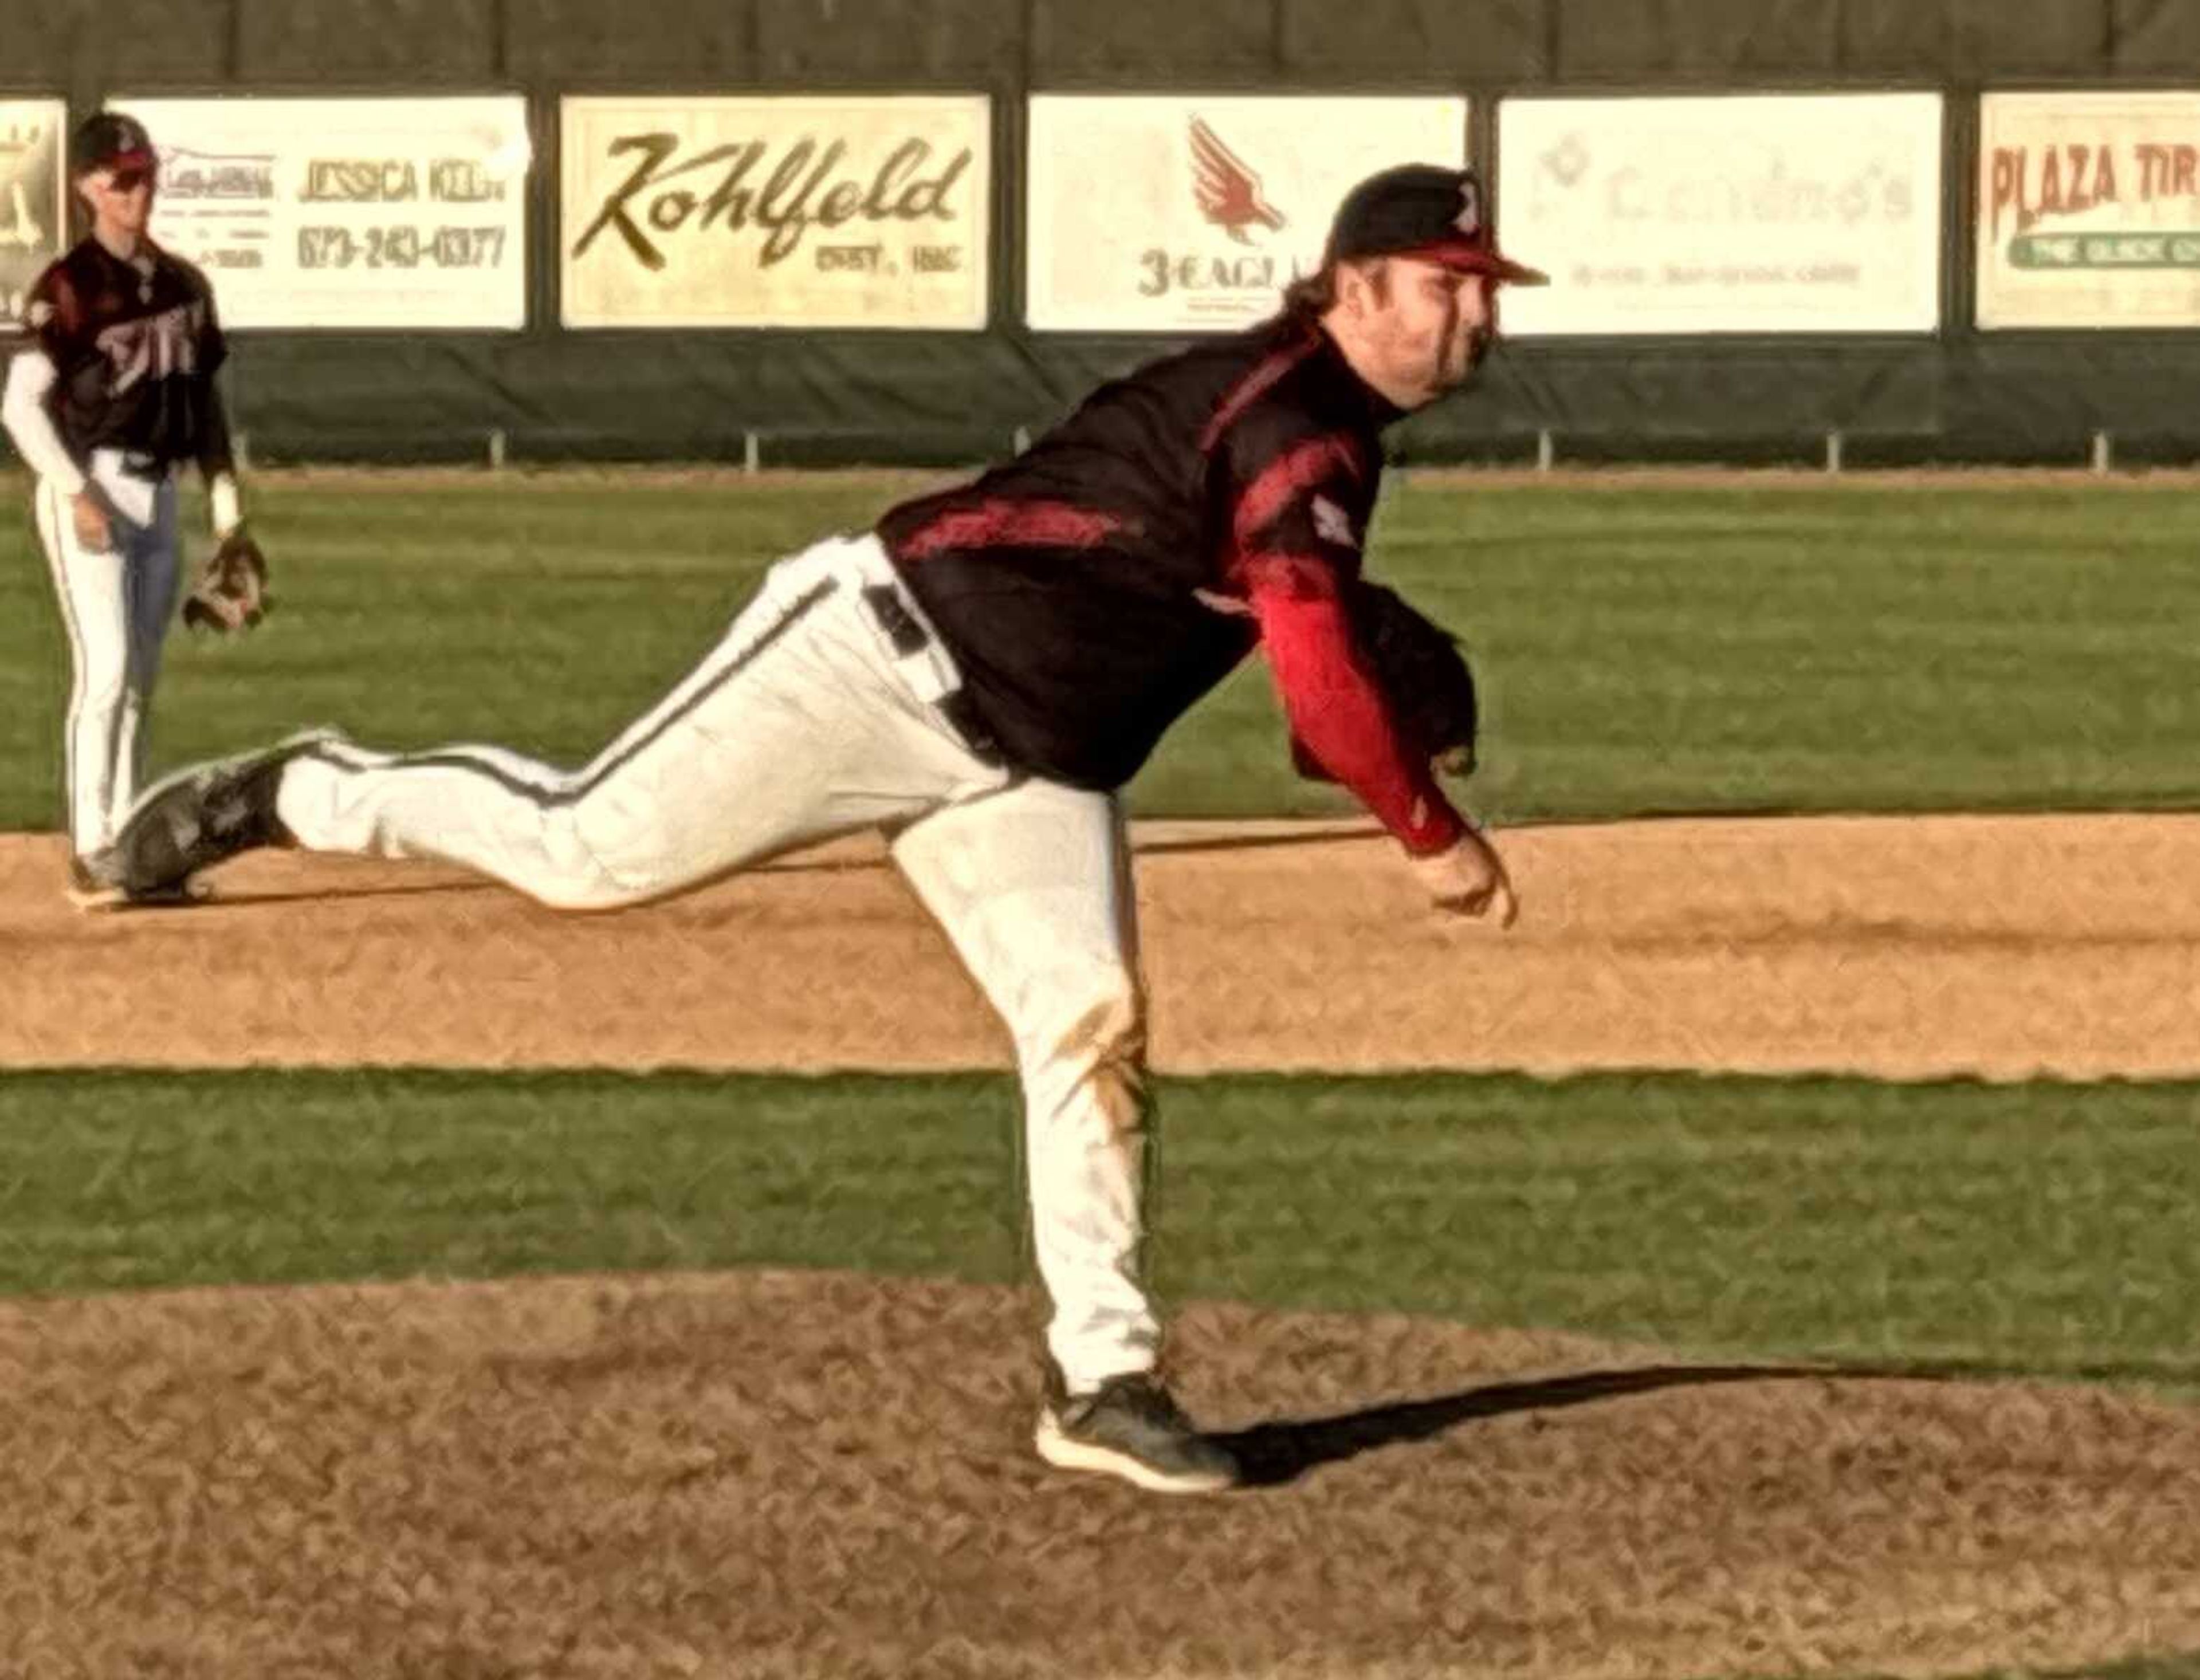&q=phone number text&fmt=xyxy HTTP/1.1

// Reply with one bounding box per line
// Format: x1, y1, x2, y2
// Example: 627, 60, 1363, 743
296, 226, 510, 270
